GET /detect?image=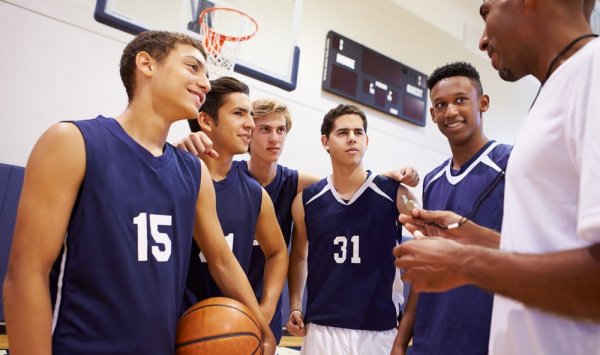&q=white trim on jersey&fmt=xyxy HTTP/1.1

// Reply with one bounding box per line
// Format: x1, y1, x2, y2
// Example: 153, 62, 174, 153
52, 234, 69, 333
306, 174, 393, 206
424, 142, 501, 192
304, 183, 331, 206
392, 241, 404, 312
